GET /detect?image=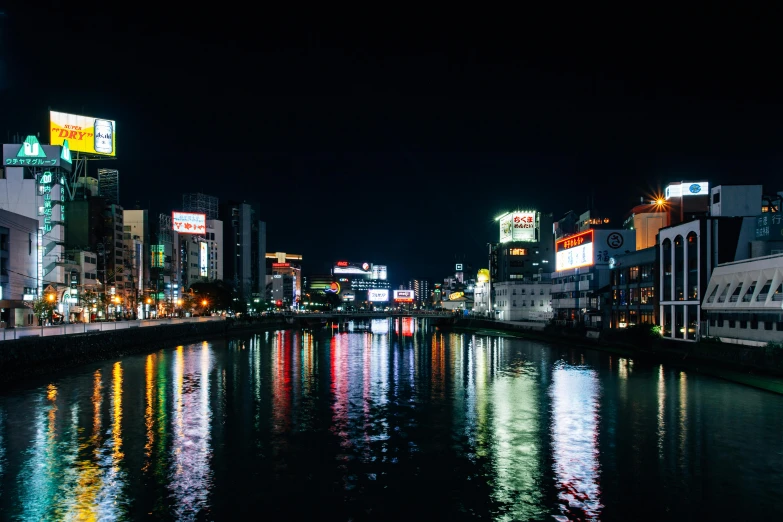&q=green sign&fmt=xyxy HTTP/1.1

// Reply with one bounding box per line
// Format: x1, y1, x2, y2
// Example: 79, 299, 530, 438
754, 214, 783, 240
2, 135, 72, 172
38, 171, 65, 232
